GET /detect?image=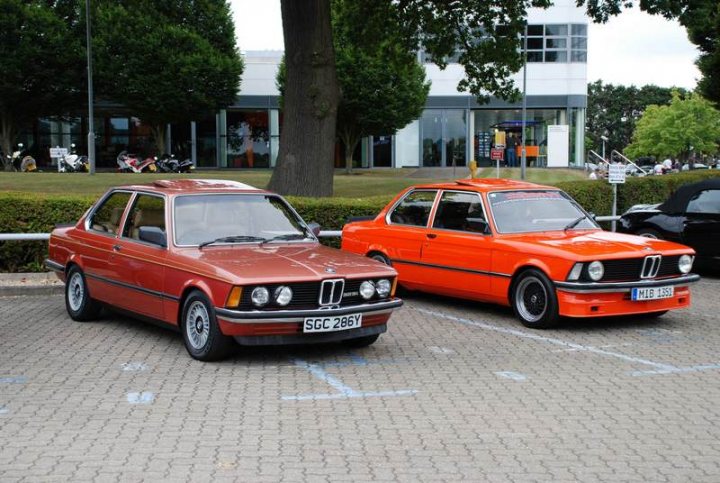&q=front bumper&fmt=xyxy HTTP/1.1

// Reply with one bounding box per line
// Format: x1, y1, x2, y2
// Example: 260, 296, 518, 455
555, 274, 700, 293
